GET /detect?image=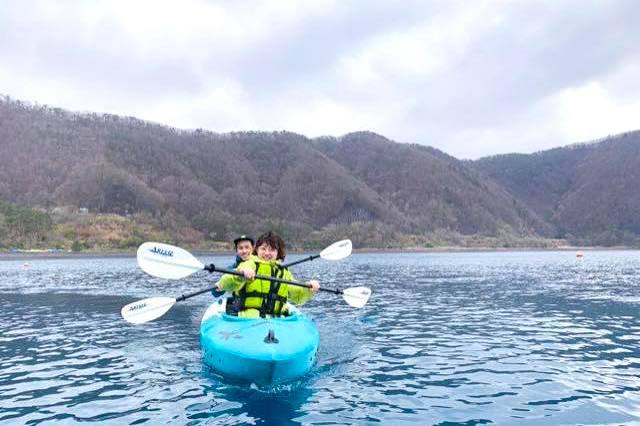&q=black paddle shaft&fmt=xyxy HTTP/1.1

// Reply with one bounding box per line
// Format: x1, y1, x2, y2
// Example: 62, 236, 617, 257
176, 286, 218, 302
204, 263, 343, 295
281, 254, 320, 268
